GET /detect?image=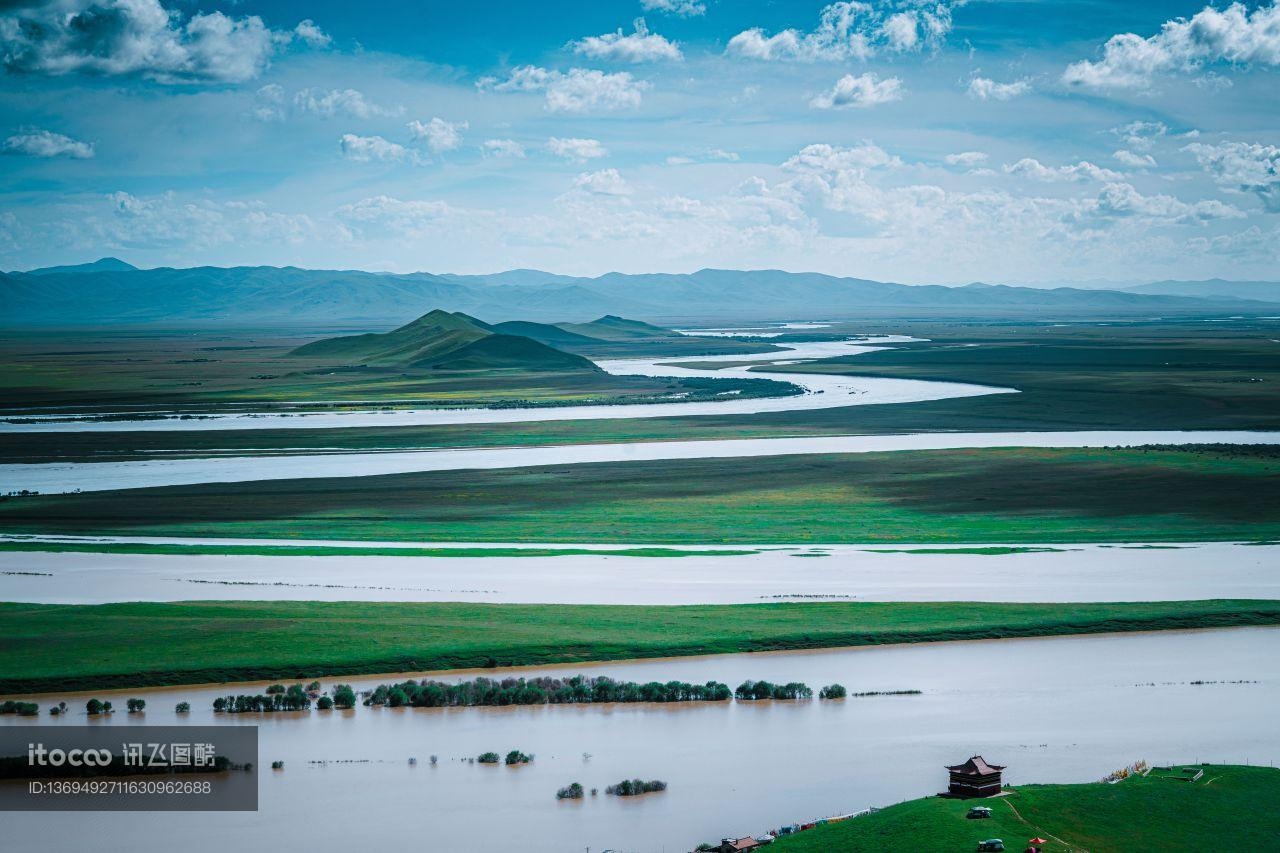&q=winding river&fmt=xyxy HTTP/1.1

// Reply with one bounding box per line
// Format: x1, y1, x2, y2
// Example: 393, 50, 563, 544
3, 429, 1279, 494
0, 337, 1011, 433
